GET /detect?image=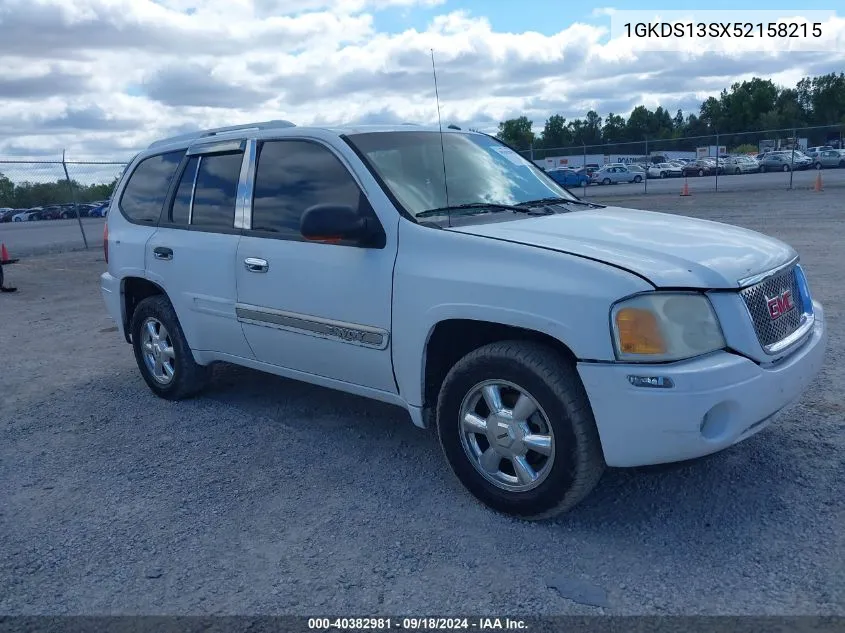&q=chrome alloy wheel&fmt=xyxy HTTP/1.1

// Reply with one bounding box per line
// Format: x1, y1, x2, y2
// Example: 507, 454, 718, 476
140, 317, 176, 385
458, 380, 555, 492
